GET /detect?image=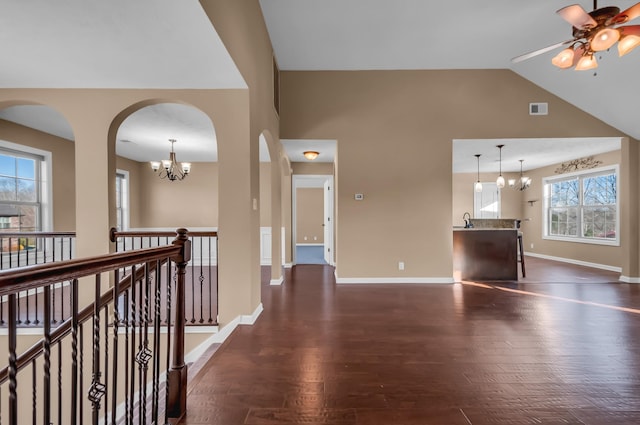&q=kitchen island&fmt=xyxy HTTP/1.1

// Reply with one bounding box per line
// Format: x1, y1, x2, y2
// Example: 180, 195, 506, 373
453, 228, 519, 281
